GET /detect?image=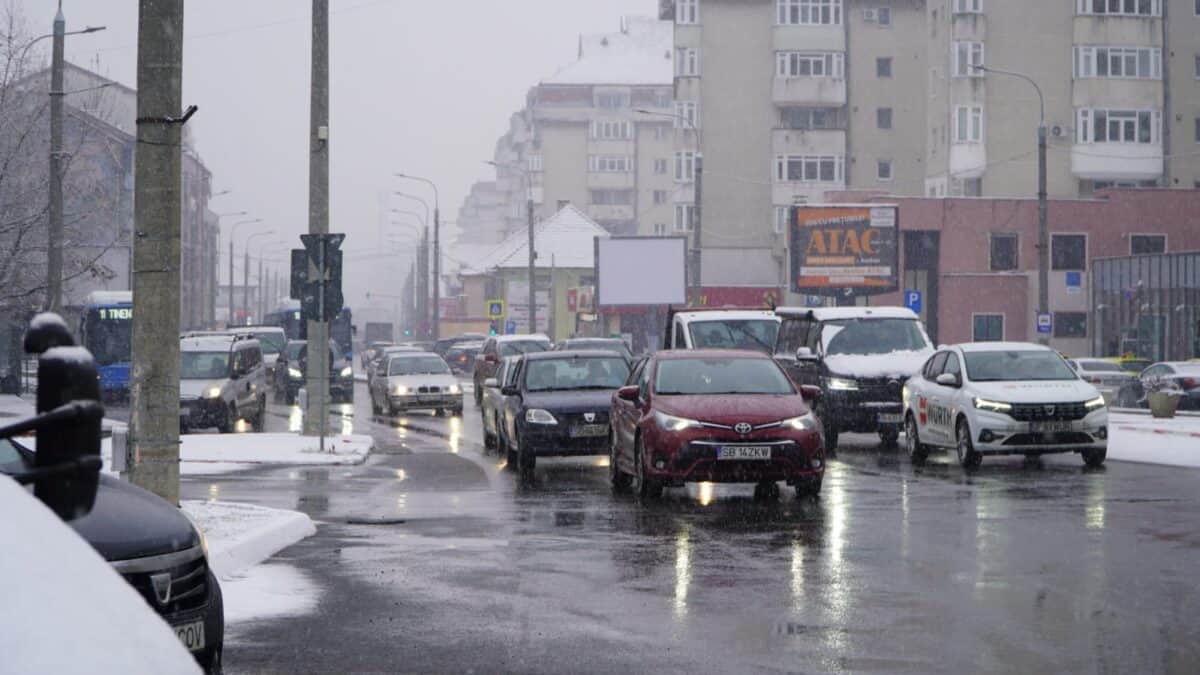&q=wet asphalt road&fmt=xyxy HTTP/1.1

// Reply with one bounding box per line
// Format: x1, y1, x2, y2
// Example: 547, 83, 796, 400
182, 380, 1200, 674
